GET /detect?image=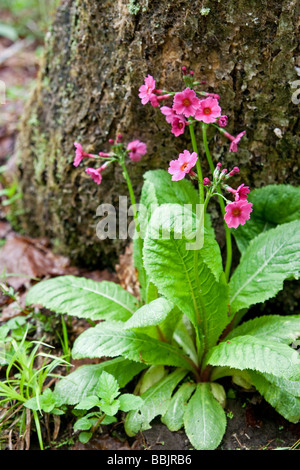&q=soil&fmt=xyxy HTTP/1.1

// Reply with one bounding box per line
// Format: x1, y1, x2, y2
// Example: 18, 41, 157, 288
0, 25, 300, 453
